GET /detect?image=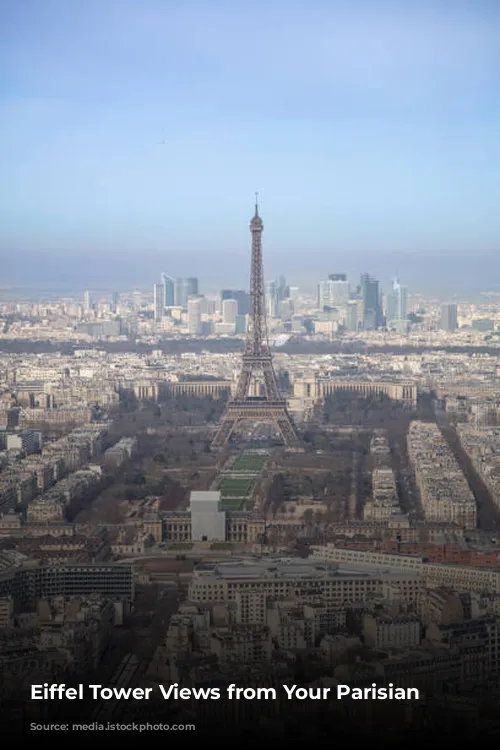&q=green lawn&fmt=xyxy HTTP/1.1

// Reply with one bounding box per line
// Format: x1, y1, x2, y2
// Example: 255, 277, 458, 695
219, 477, 255, 497
170, 542, 194, 550
210, 542, 234, 550
221, 498, 247, 510
232, 454, 268, 472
